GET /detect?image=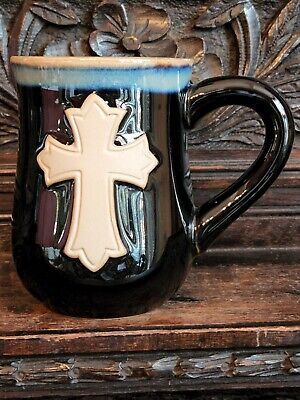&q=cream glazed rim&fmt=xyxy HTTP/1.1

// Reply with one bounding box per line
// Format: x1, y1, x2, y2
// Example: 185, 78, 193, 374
11, 56, 193, 91
10, 56, 193, 69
